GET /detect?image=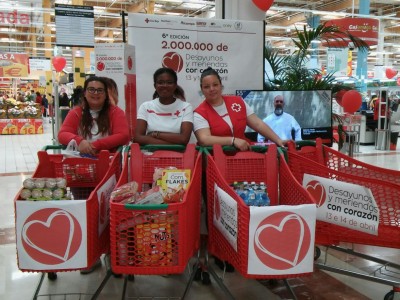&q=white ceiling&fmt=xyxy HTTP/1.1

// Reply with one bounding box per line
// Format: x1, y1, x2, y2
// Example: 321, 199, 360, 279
0, 0, 399, 73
